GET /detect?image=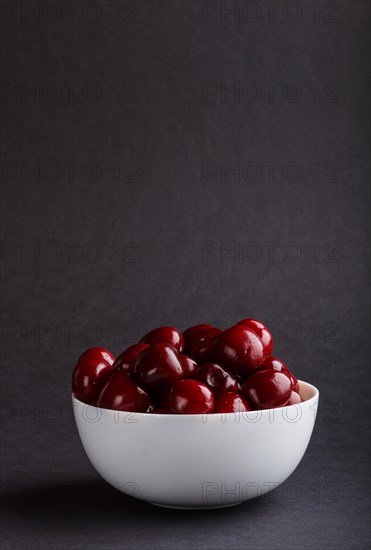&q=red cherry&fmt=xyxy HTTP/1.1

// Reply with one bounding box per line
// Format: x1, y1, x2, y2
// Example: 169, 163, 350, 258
97, 371, 150, 412
286, 391, 303, 405
72, 357, 113, 405
182, 324, 215, 353
242, 370, 292, 409
133, 343, 184, 391
189, 327, 222, 363
169, 379, 214, 414
140, 326, 184, 352
179, 354, 198, 377
113, 343, 149, 373
256, 356, 299, 393
237, 318, 273, 356
256, 356, 291, 377
214, 325, 264, 374
215, 392, 252, 413
78, 347, 115, 366
193, 362, 240, 397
